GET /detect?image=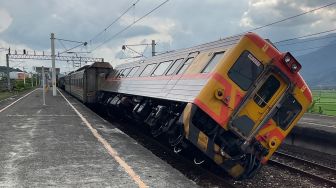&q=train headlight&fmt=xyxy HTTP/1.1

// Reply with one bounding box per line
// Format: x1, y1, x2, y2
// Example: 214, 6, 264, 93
282, 52, 301, 73
291, 63, 298, 72
284, 55, 291, 64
